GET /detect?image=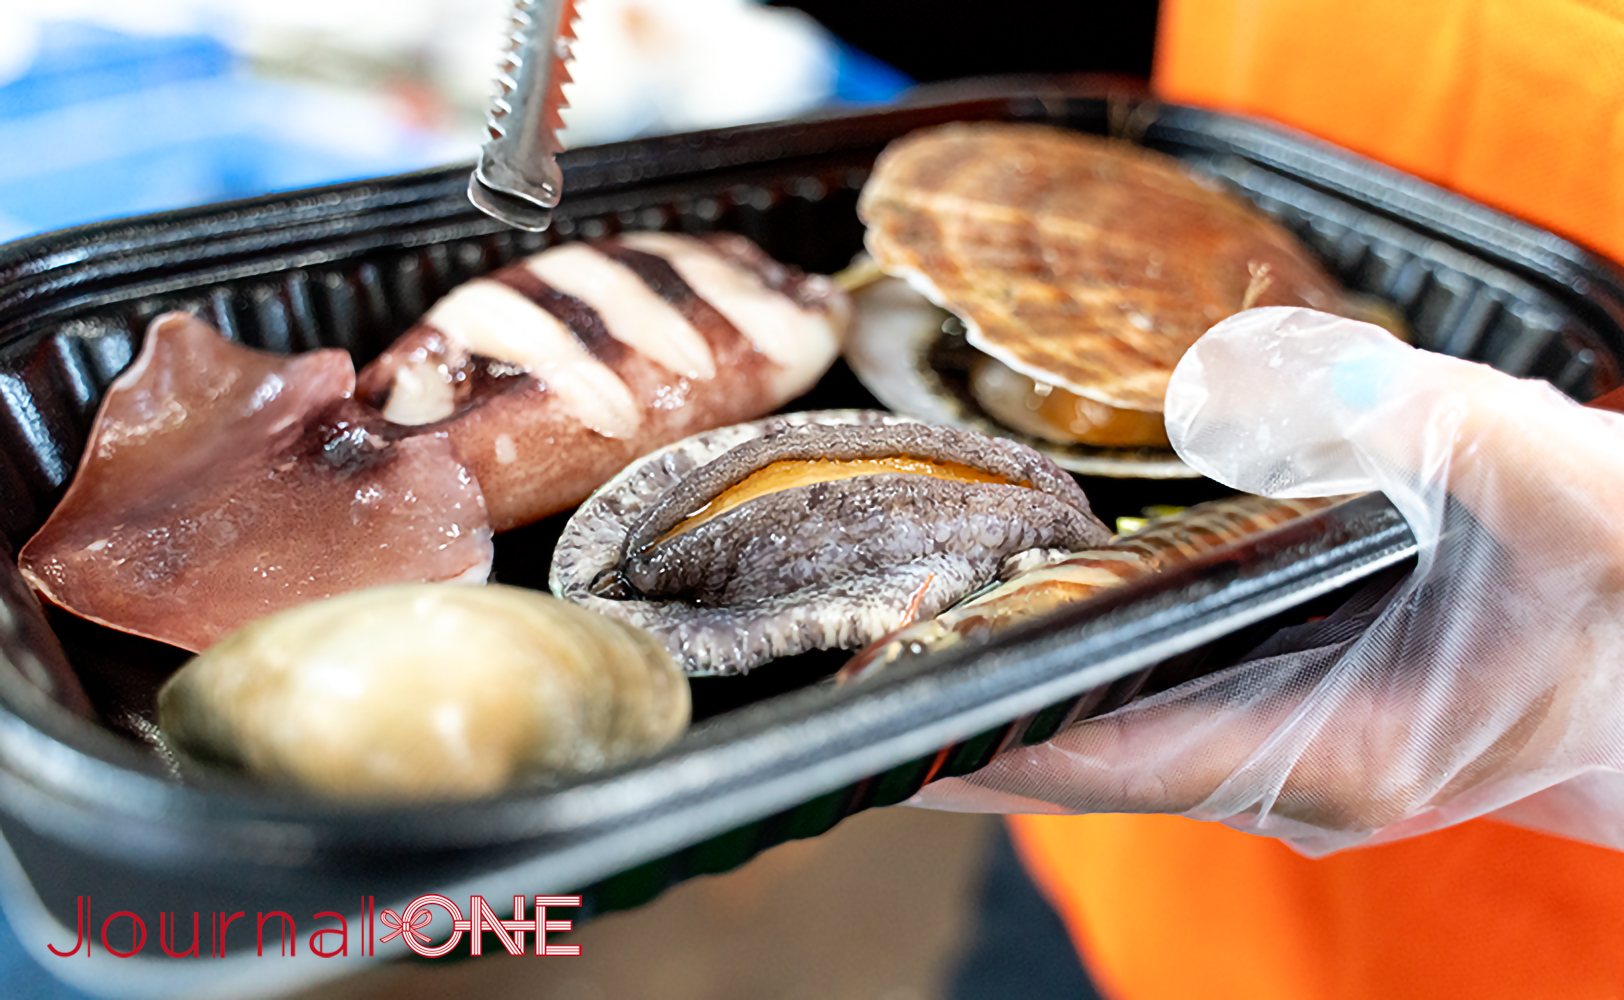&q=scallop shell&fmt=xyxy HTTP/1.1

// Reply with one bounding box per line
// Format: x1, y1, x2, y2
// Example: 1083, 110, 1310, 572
857, 123, 1345, 413
845, 278, 1201, 479
550, 410, 1111, 675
